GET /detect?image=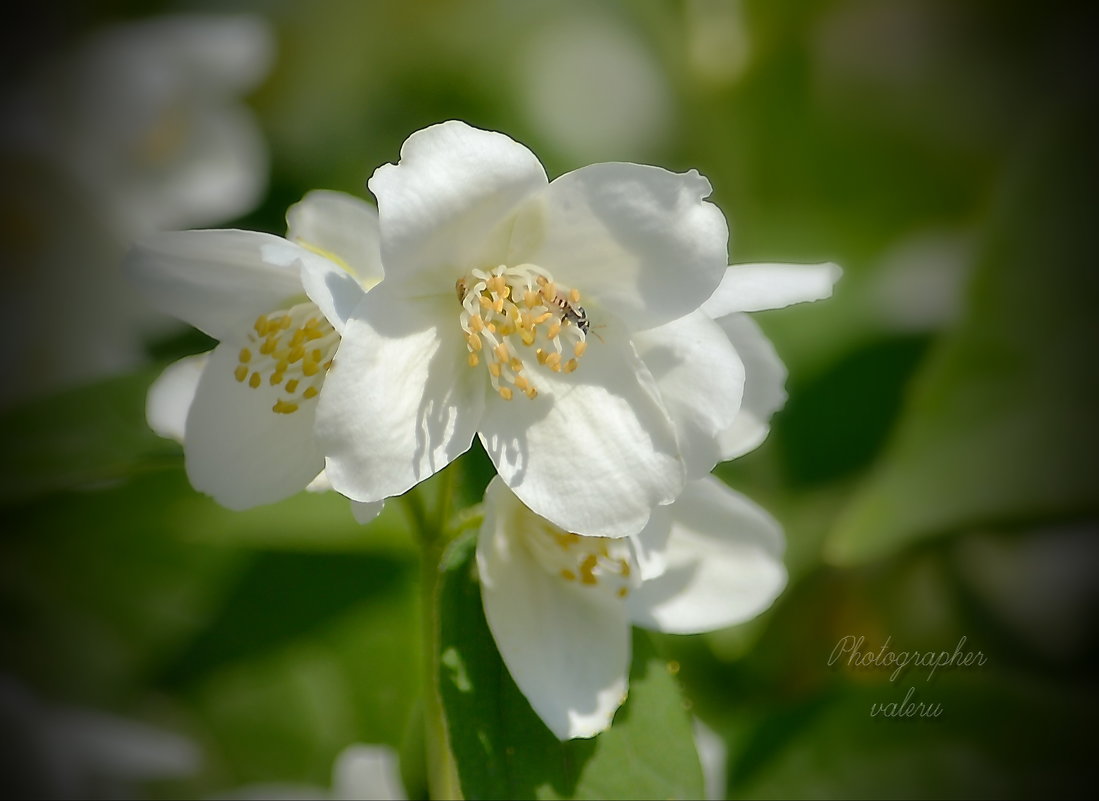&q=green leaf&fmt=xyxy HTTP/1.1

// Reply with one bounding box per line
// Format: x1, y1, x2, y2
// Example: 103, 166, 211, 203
825, 112, 1099, 565
181, 576, 421, 788
0, 367, 176, 505
727, 676, 1099, 800
437, 534, 704, 800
